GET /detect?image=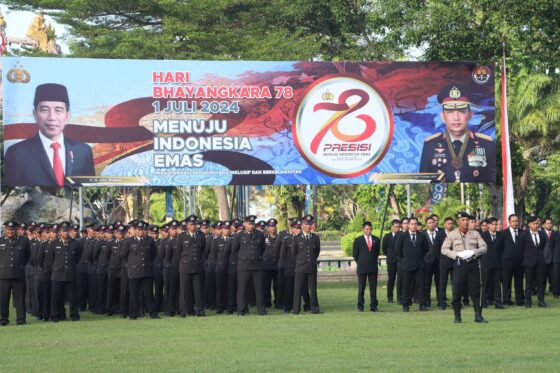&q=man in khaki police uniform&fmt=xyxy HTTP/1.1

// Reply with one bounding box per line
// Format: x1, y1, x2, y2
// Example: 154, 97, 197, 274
441, 212, 488, 323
